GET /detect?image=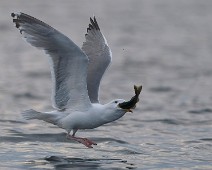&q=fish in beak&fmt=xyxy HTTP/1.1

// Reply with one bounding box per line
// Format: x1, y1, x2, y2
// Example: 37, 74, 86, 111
118, 85, 142, 112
